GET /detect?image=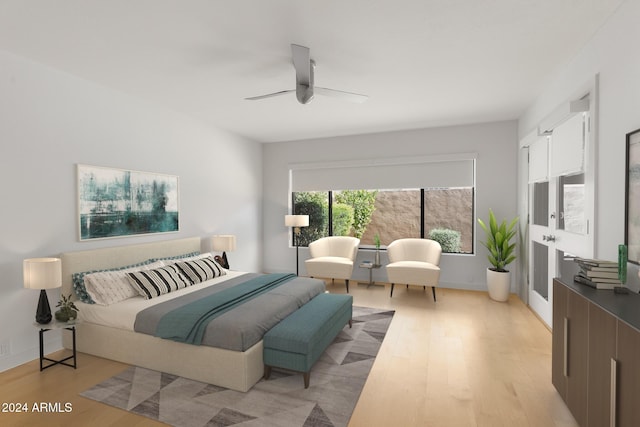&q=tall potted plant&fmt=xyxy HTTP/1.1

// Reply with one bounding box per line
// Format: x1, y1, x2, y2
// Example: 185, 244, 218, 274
478, 209, 518, 302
